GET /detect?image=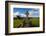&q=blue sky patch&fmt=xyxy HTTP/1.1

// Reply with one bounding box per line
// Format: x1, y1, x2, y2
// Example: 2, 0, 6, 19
13, 8, 39, 17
